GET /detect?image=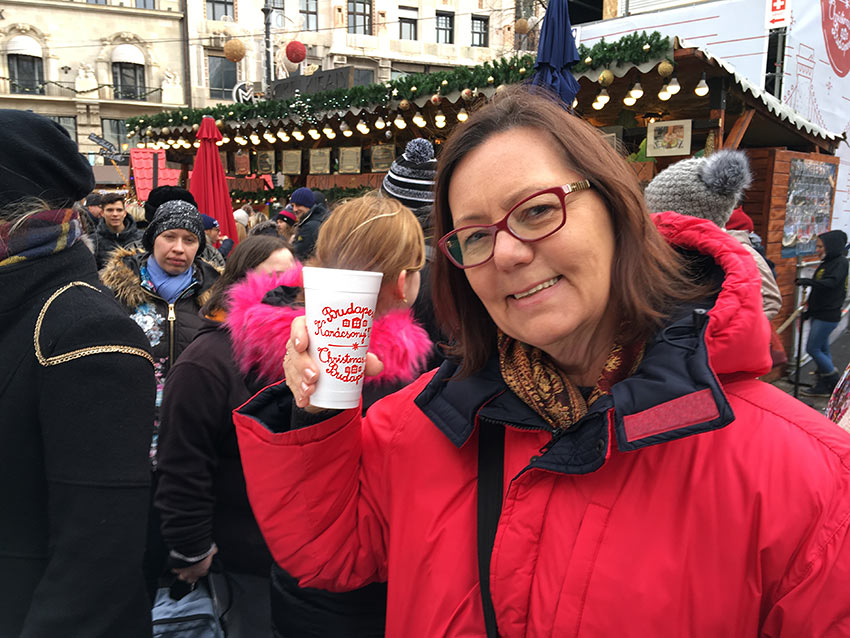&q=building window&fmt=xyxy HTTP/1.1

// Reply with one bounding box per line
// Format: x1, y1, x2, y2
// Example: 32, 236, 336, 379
46, 116, 77, 142
209, 55, 237, 99
399, 6, 417, 40
102, 118, 130, 155
347, 0, 372, 35
87, 0, 108, 4
300, 0, 318, 31
206, 0, 234, 21
136, 0, 156, 8
436, 11, 454, 44
353, 68, 374, 85
8, 54, 45, 95
471, 16, 488, 47
112, 62, 146, 100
